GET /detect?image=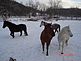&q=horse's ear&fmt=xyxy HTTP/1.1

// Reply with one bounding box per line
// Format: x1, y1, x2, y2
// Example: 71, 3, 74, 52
50, 22, 52, 25
67, 25, 70, 28
9, 57, 13, 61
68, 25, 70, 27
14, 59, 16, 61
